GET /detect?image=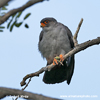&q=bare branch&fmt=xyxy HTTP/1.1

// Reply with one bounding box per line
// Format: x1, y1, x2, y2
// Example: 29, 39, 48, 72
15, 78, 31, 100
20, 37, 100, 86
73, 18, 83, 46
0, 0, 11, 8
0, 0, 47, 25
0, 87, 60, 100
64, 37, 100, 58
20, 67, 46, 86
